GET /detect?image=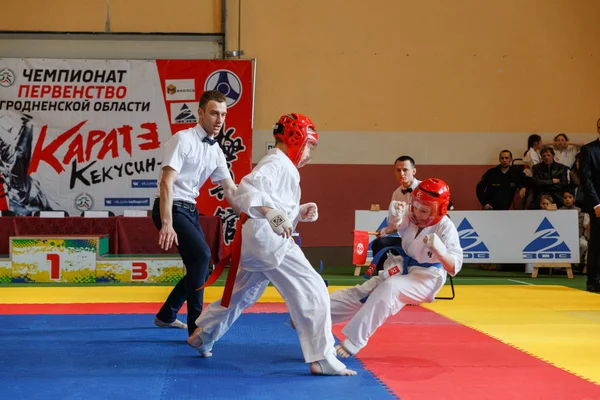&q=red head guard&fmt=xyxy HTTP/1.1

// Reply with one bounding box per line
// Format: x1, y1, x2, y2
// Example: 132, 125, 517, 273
273, 113, 318, 166
410, 178, 451, 227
